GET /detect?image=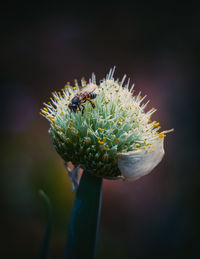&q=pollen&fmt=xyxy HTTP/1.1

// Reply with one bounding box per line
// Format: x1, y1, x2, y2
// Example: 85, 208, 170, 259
159, 133, 166, 138
141, 146, 146, 149
104, 146, 109, 151
153, 122, 159, 128
136, 143, 140, 147
103, 137, 106, 142
98, 128, 103, 132
98, 141, 104, 145
41, 110, 46, 115
88, 130, 92, 135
